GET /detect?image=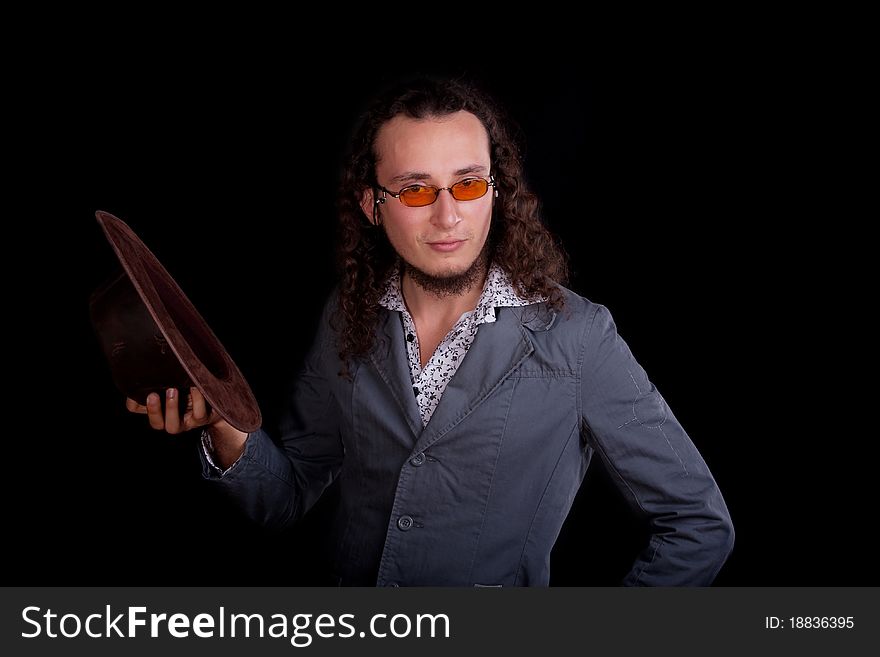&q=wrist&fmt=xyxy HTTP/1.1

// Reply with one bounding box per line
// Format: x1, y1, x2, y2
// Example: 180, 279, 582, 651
204, 419, 249, 469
